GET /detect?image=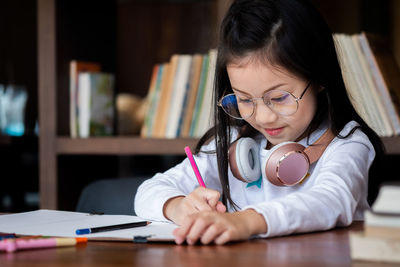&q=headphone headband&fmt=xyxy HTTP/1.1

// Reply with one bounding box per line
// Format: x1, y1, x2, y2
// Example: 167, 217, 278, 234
303, 129, 335, 163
